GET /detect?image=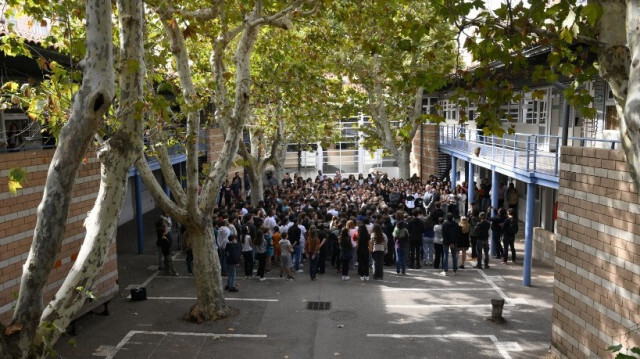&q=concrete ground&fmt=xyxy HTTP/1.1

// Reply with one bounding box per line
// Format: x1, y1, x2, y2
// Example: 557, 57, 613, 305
54, 235, 554, 359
